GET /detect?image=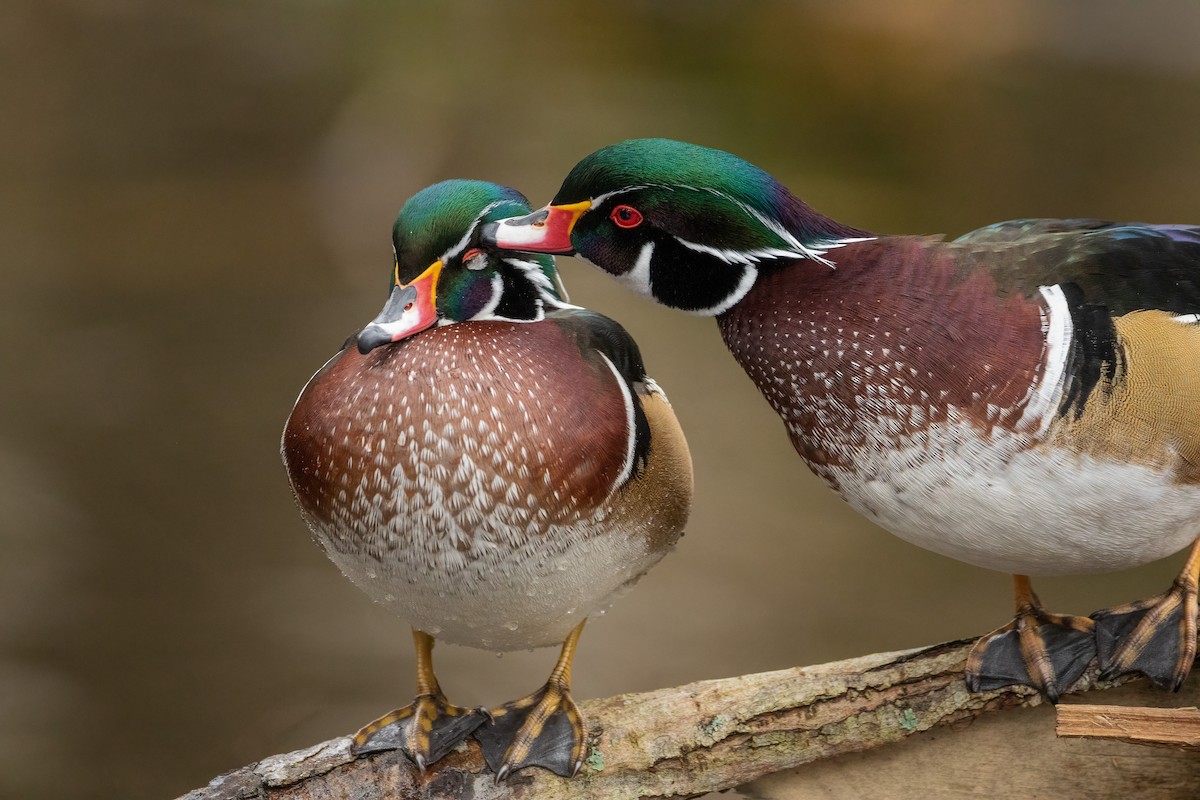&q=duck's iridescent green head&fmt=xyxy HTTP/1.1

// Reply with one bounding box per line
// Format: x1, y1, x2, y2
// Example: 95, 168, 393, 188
357, 180, 564, 354
485, 139, 871, 315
